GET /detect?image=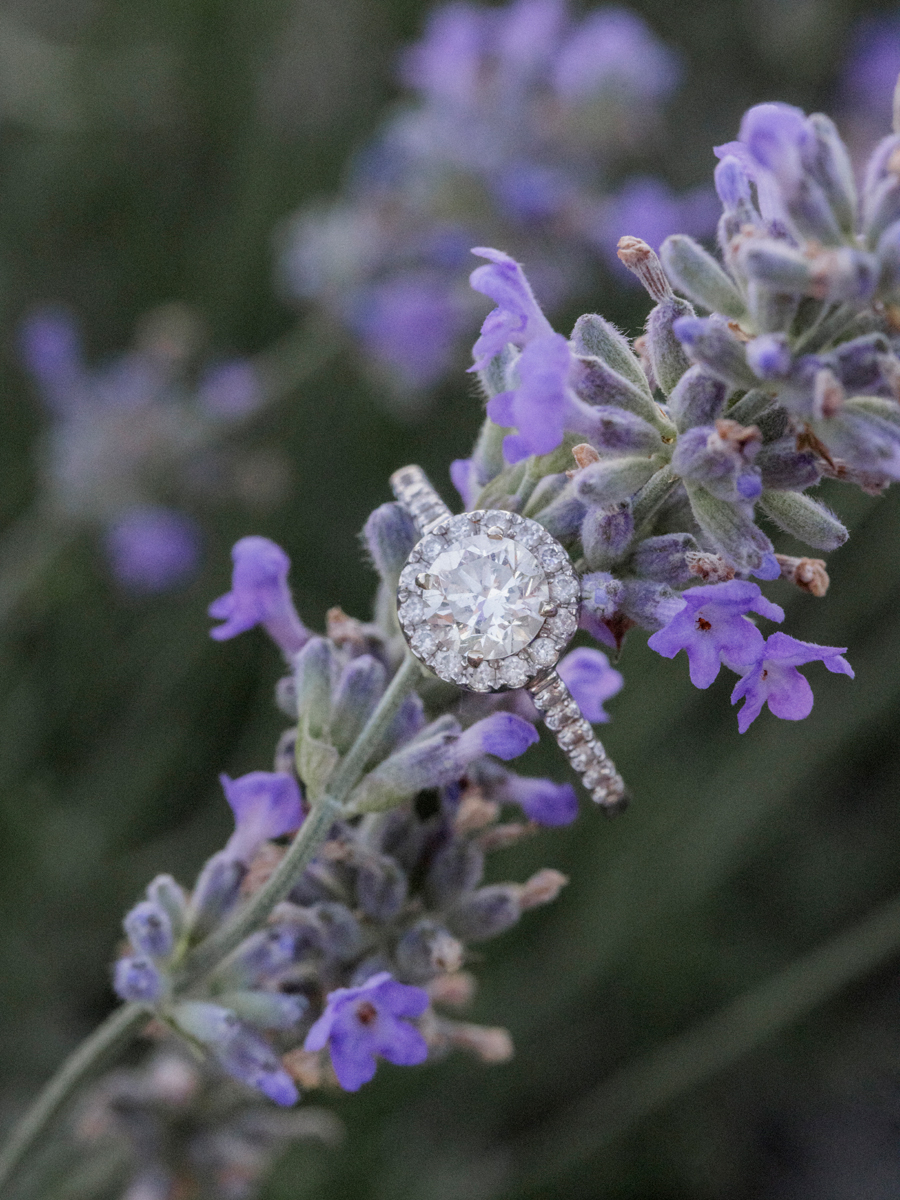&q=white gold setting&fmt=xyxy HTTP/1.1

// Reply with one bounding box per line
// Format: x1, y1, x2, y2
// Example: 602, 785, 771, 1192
390, 465, 626, 812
